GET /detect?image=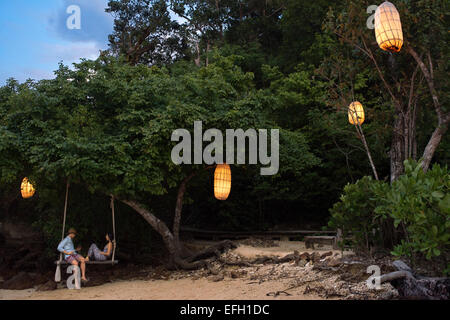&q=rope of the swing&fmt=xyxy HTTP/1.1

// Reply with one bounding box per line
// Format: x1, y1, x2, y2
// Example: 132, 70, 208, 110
111, 195, 116, 264
58, 181, 70, 265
